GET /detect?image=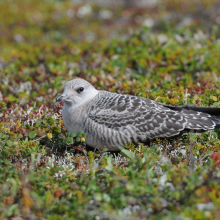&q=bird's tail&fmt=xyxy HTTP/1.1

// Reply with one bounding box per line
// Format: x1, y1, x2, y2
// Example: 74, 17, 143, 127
163, 104, 220, 129
209, 116, 220, 129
